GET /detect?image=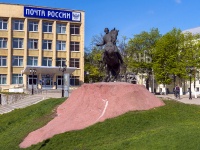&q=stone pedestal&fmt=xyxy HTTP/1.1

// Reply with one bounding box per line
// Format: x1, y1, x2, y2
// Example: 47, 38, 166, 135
20, 82, 165, 148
